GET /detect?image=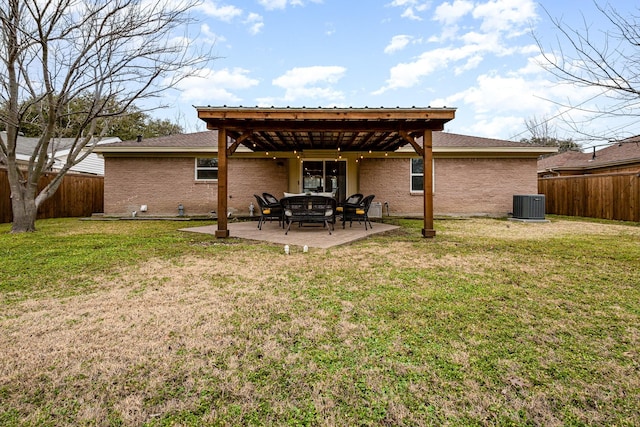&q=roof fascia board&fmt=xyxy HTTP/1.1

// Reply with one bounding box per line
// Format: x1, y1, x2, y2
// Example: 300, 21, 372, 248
94, 147, 220, 154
